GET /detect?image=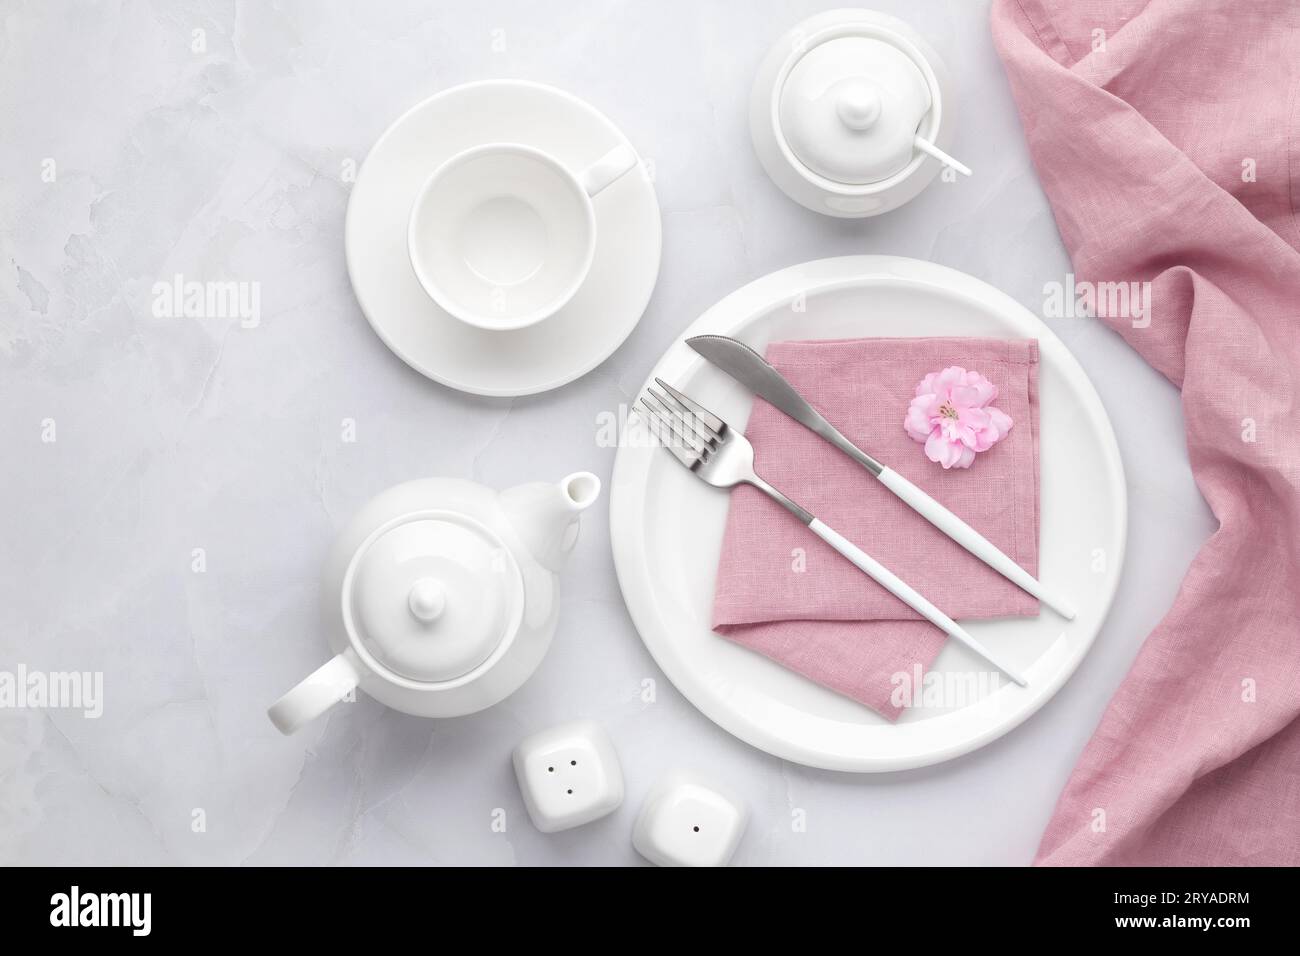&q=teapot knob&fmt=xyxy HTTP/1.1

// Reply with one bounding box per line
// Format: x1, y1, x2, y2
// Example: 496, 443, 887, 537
836, 81, 882, 131
407, 577, 446, 623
